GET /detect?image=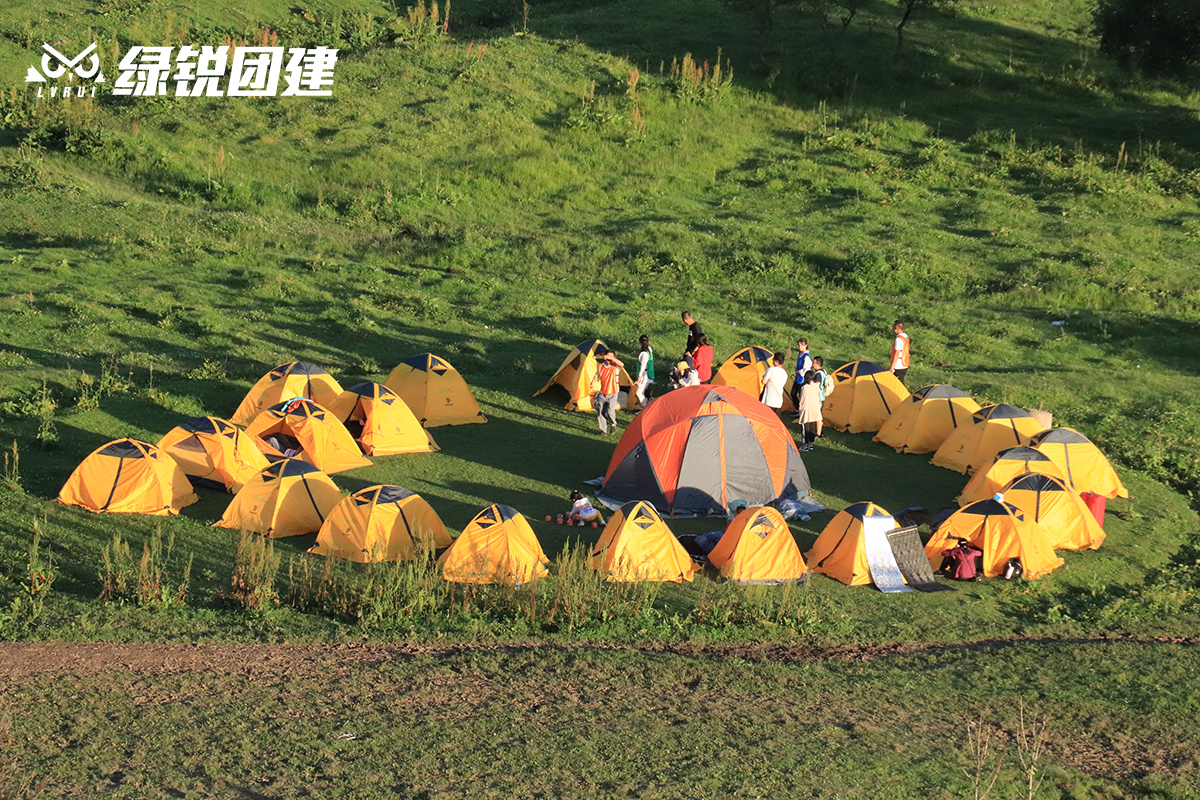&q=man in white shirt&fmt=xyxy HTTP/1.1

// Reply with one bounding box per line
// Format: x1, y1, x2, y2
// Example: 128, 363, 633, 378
760, 352, 788, 413
890, 320, 910, 386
